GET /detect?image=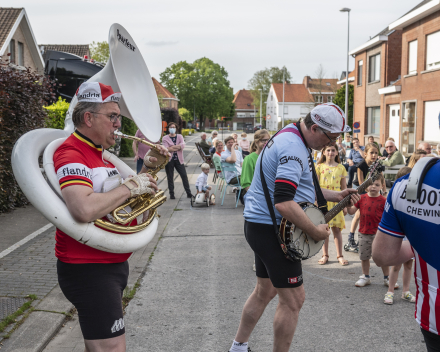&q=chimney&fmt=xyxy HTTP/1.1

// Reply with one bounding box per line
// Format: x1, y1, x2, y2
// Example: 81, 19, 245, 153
303, 76, 311, 88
